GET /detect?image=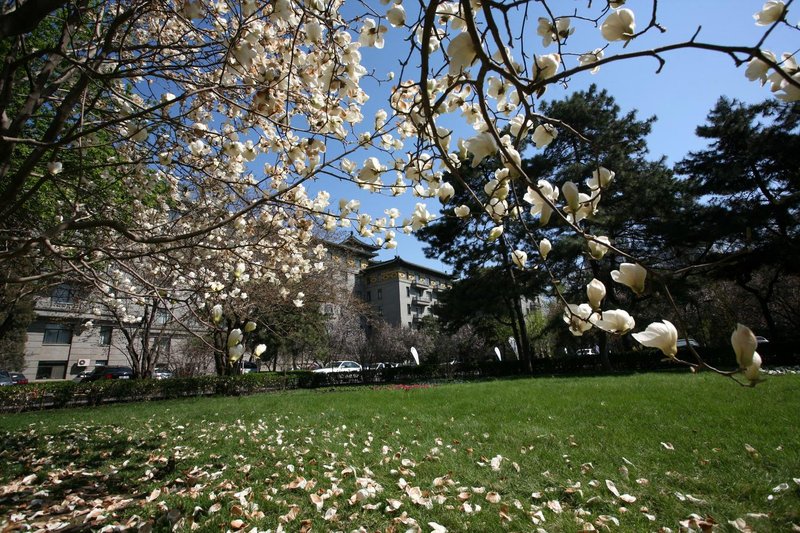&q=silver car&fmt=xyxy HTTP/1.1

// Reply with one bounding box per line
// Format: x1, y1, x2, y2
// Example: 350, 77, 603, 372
0, 371, 14, 386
